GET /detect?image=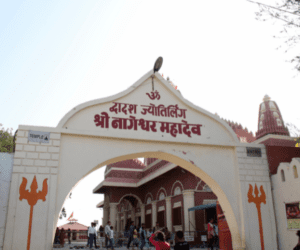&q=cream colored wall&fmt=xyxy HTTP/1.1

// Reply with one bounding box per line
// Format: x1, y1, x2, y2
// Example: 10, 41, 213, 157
3, 130, 60, 250
237, 146, 277, 250
271, 158, 300, 250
